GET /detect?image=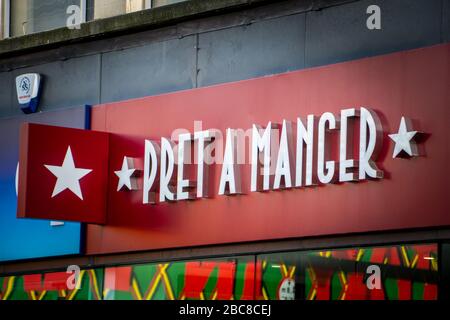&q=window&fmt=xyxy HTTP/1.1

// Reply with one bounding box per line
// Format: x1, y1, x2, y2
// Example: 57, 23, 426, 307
258, 244, 438, 300
152, 0, 187, 8
85, 0, 192, 21
10, 0, 82, 37
1, 0, 191, 39
103, 256, 255, 300
0, 243, 438, 300
0, 0, 9, 39
86, 0, 149, 20
0, 268, 104, 300
86, 0, 190, 20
